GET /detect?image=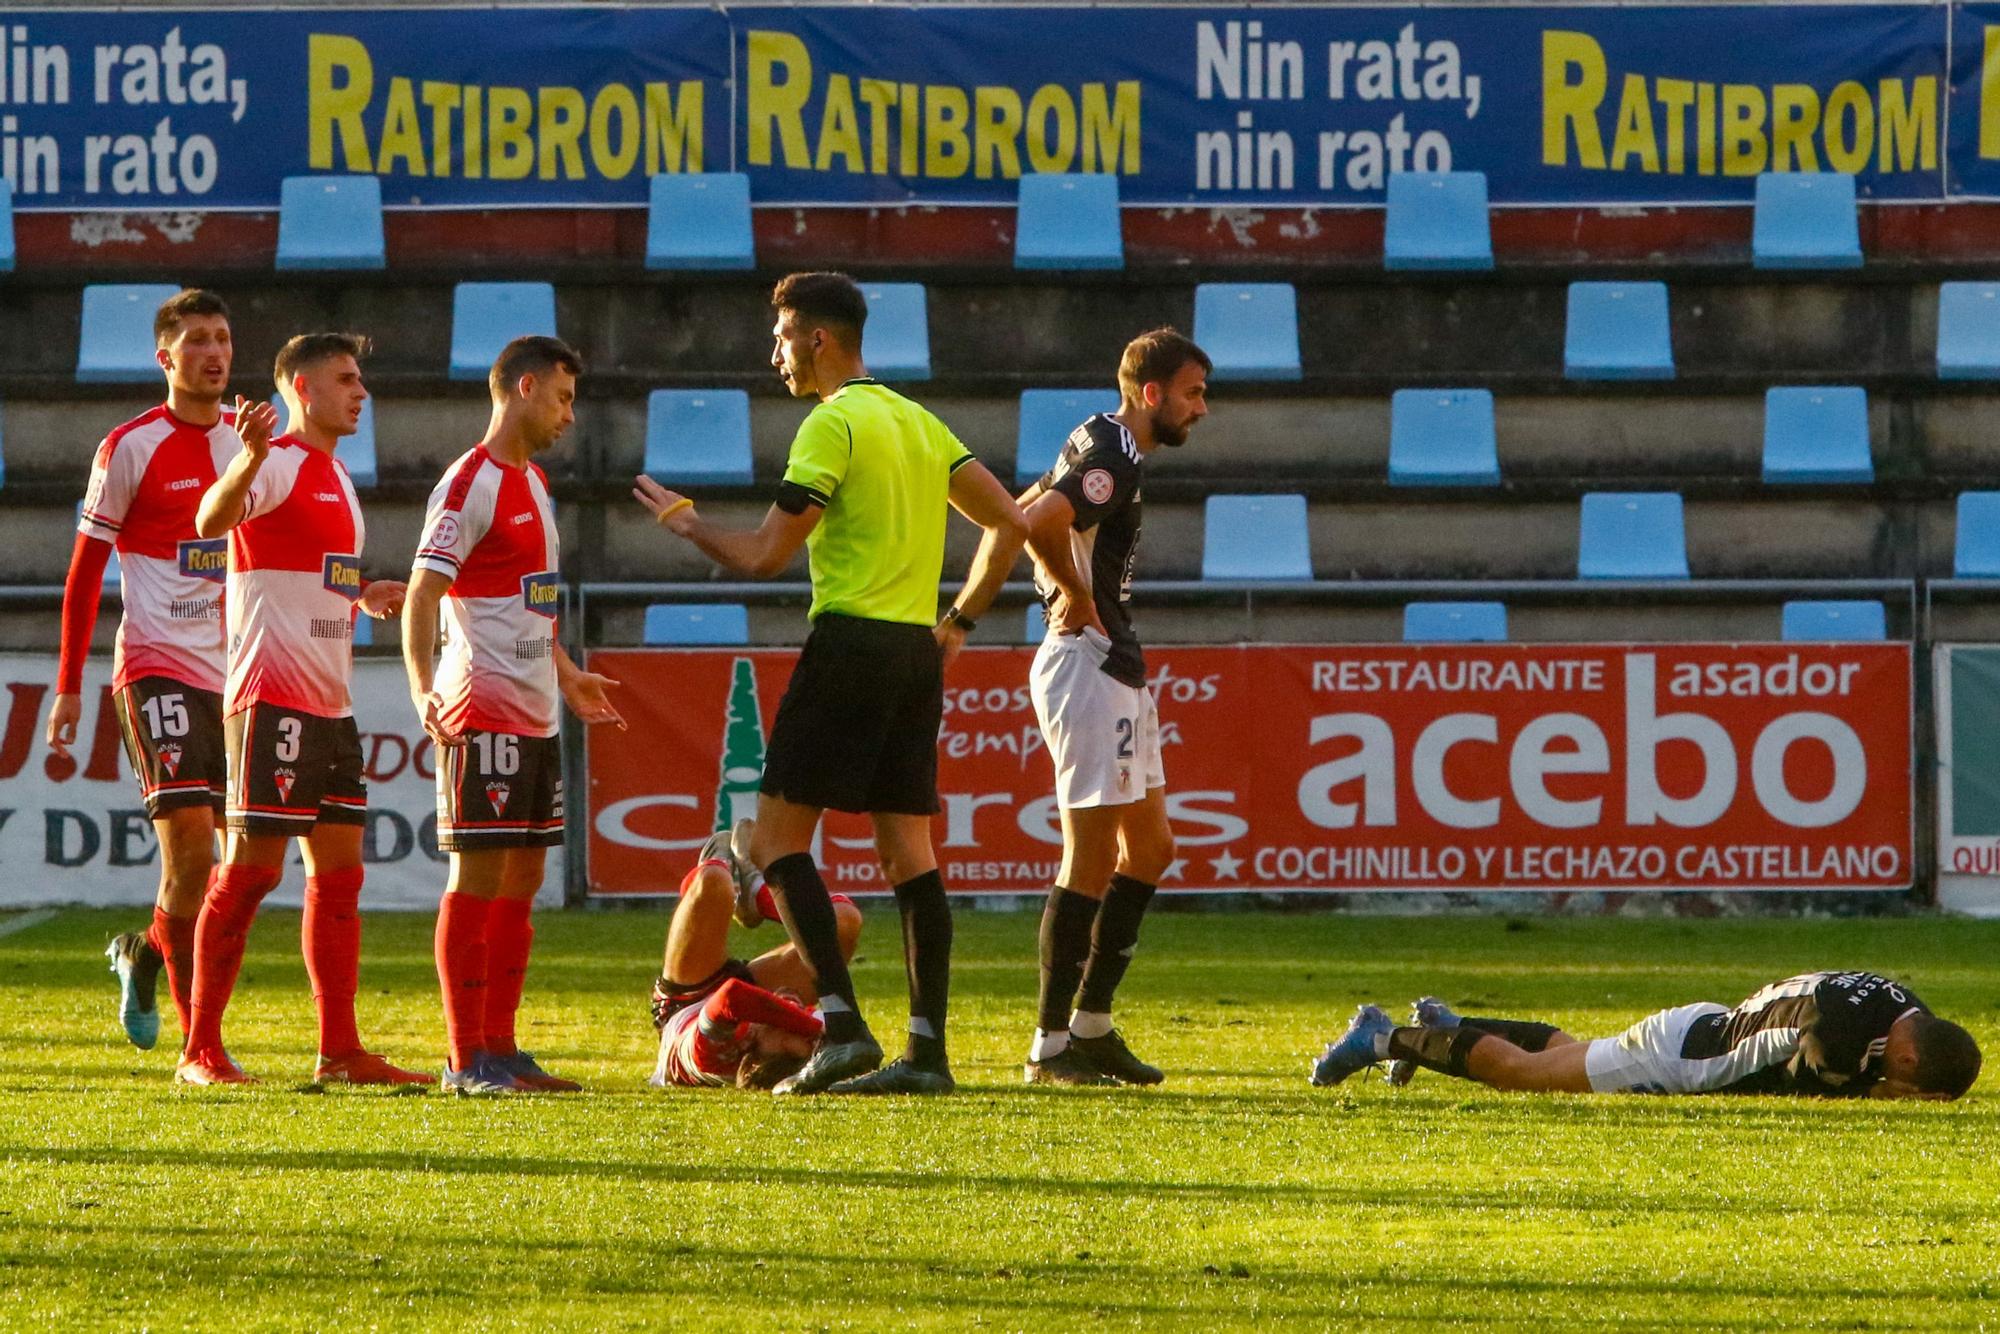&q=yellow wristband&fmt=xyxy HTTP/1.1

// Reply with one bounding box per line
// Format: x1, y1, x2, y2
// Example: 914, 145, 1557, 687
656, 497, 695, 526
